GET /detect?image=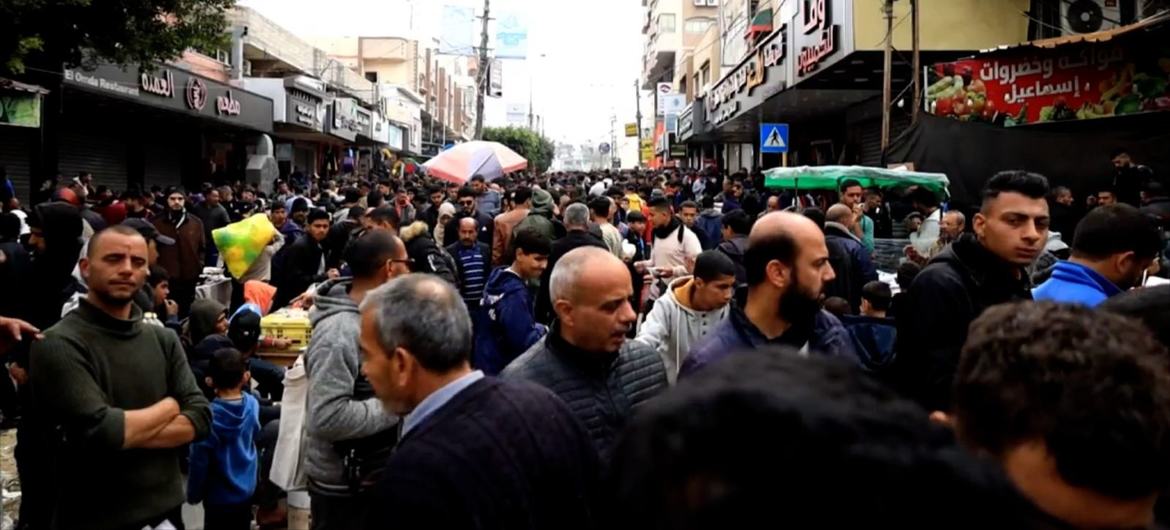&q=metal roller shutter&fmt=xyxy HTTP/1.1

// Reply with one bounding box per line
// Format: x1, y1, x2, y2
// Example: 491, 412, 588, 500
58, 129, 128, 191
858, 115, 911, 167
0, 126, 31, 202
858, 119, 883, 166
144, 136, 182, 190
